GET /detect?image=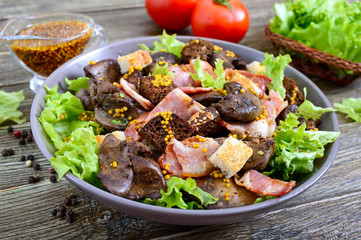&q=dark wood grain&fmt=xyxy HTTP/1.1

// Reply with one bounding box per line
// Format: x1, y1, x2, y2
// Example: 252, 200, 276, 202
0, 0, 360, 239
